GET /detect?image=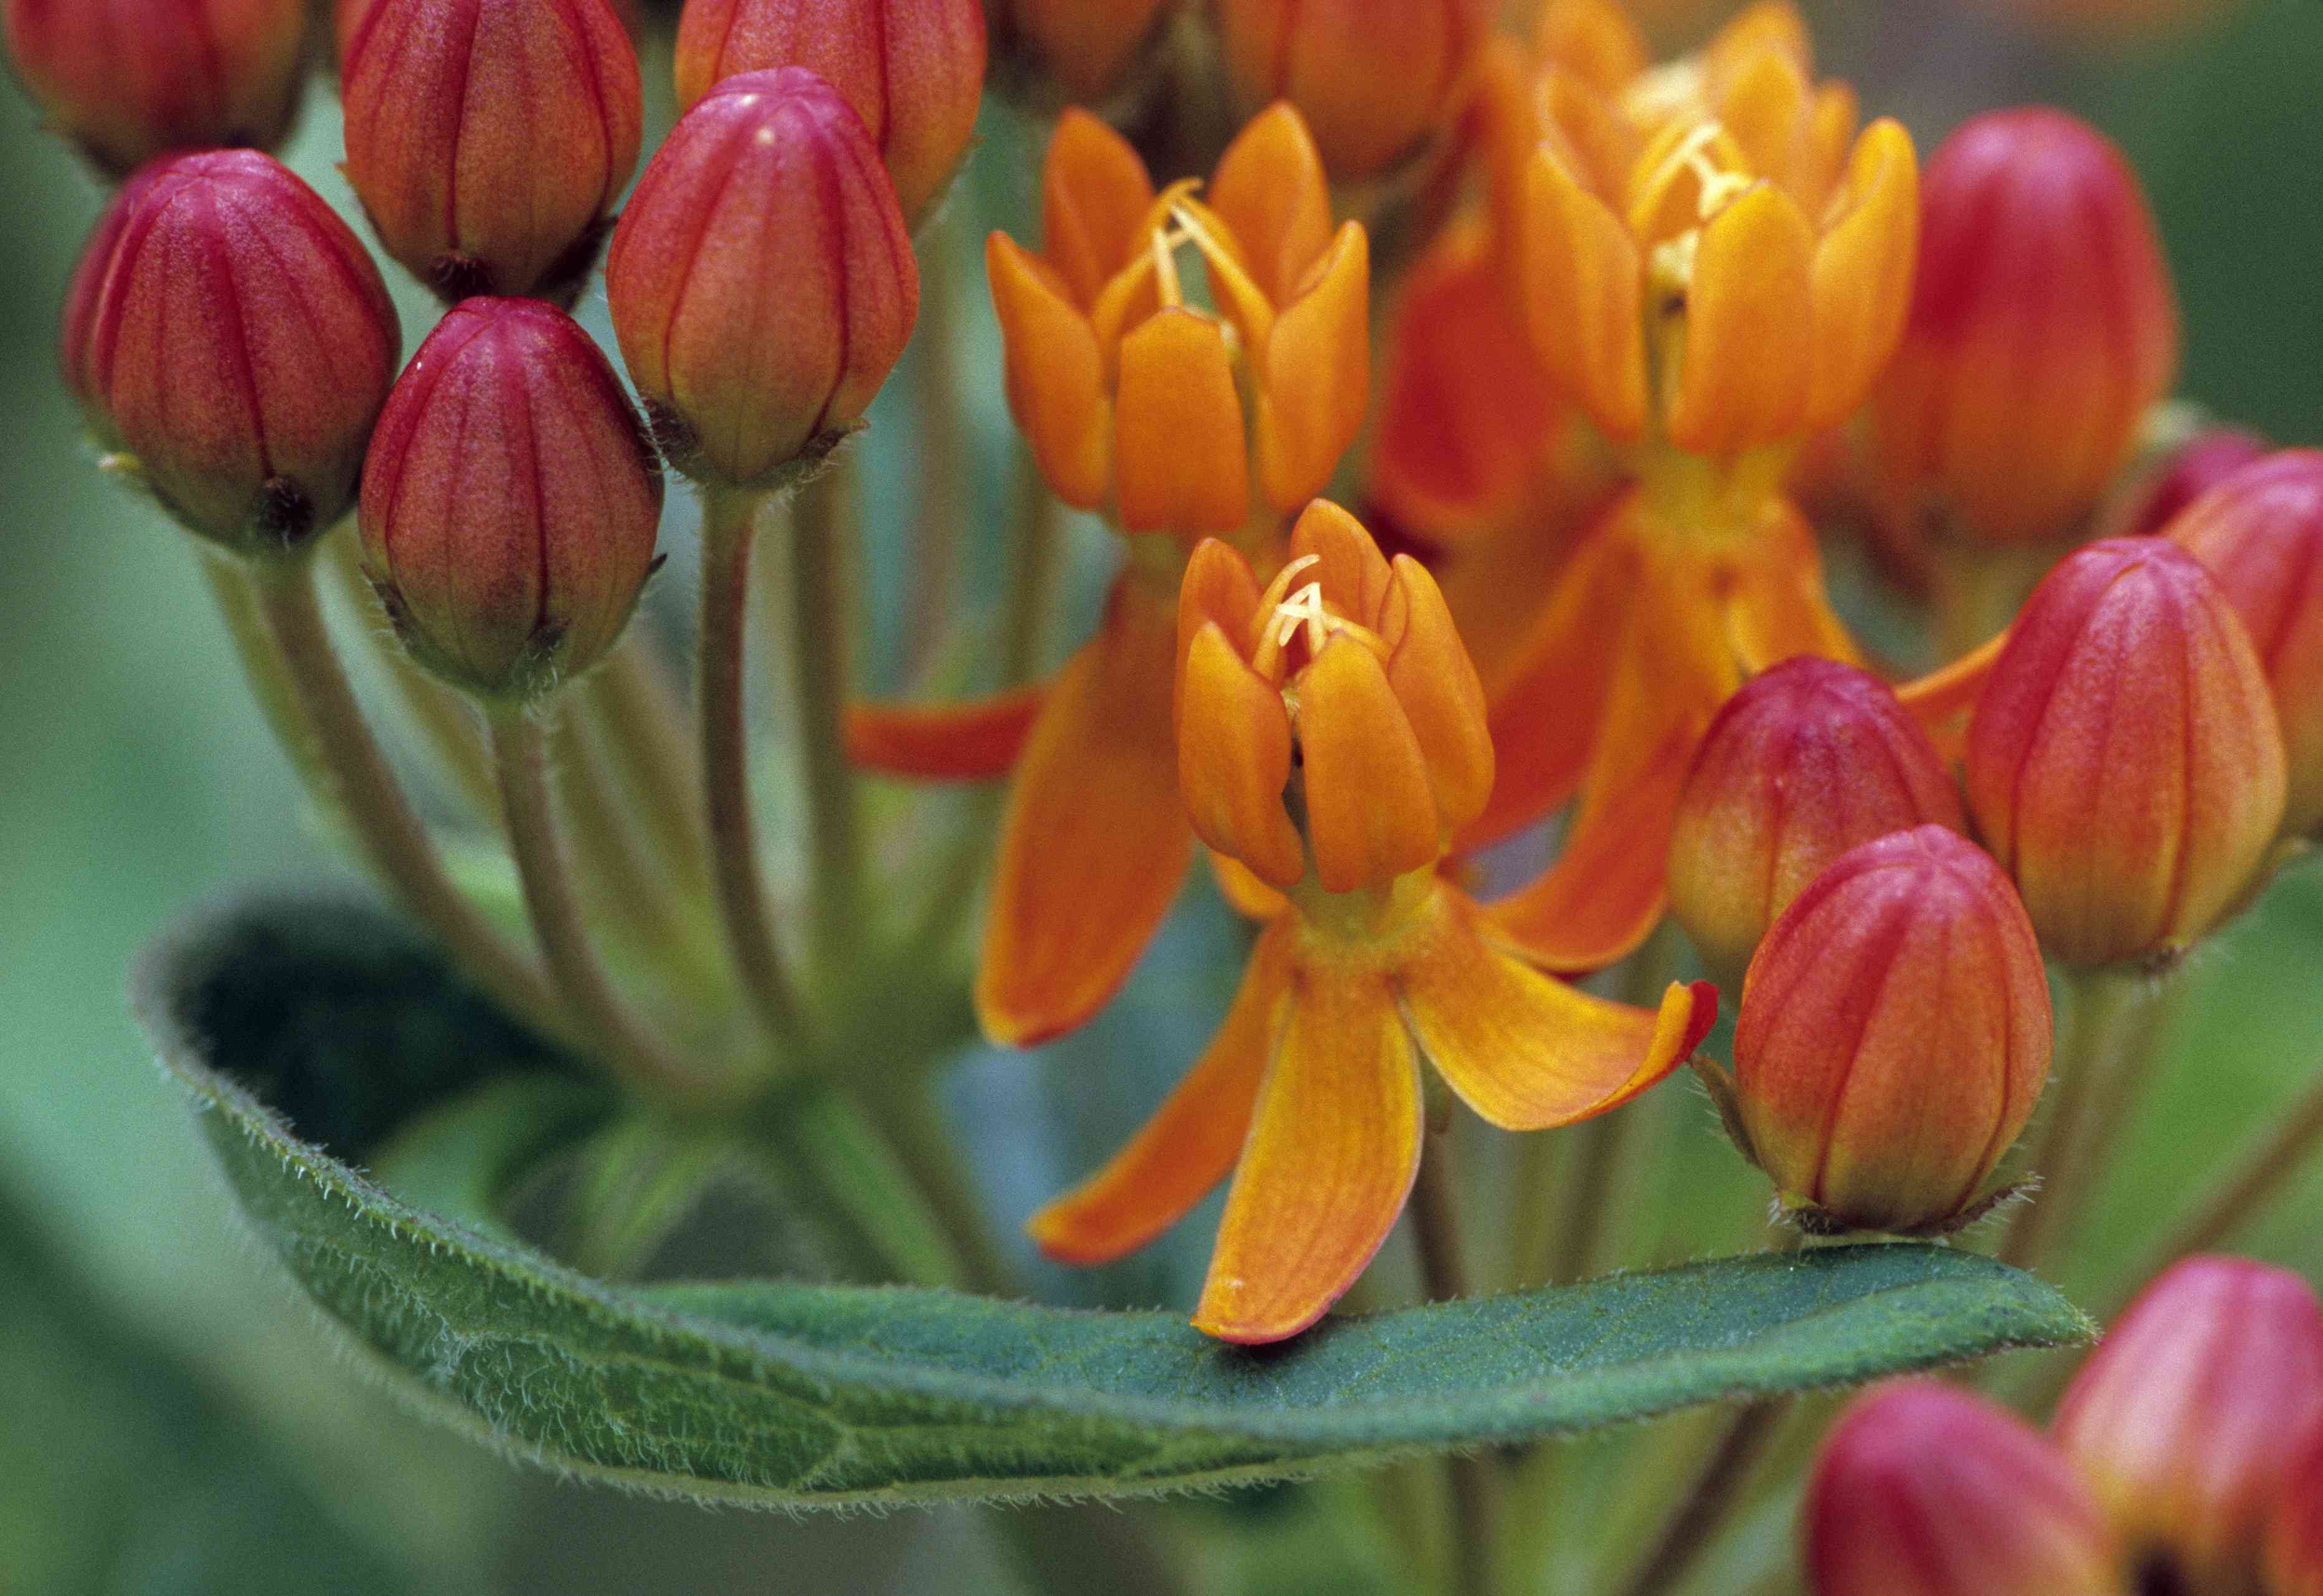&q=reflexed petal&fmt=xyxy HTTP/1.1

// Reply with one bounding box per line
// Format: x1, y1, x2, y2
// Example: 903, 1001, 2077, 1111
1181, 623, 1306, 887
1290, 498, 1396, 623
1256, 222, 1370, 516
845, 681, 1049, 780
1028, 920, 1293, 1265
1804, 119, 1918, 432
1211, 849, 1291, 920
1518, 148, 1648, 443
988, 234, 1112, 510
1896, 631, 2007, 762
1401, 885, 1715, 1130
1668, 182, 1815, 457
1299, 636, 1442, 893
1724, 499, 1865, 671
1208, 102, 1335, 306
1042, 109, 1156, 308
1114, 308, 1251, 536
1386, 556, 1495, 836
977, 588, 1194, 1046
1193, 961, 1421, 1343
